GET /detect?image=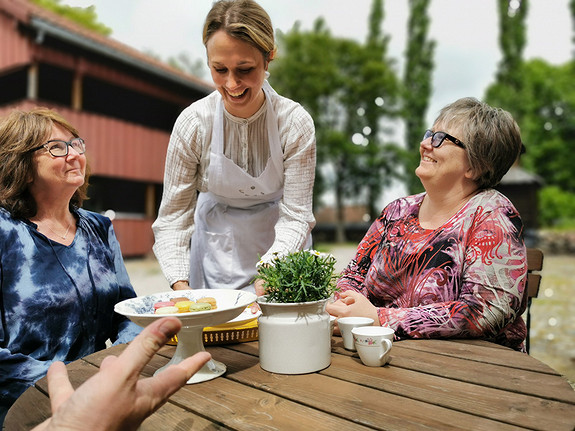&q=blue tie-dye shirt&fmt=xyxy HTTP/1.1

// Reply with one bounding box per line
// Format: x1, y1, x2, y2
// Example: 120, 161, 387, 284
0, 207, 142, 423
